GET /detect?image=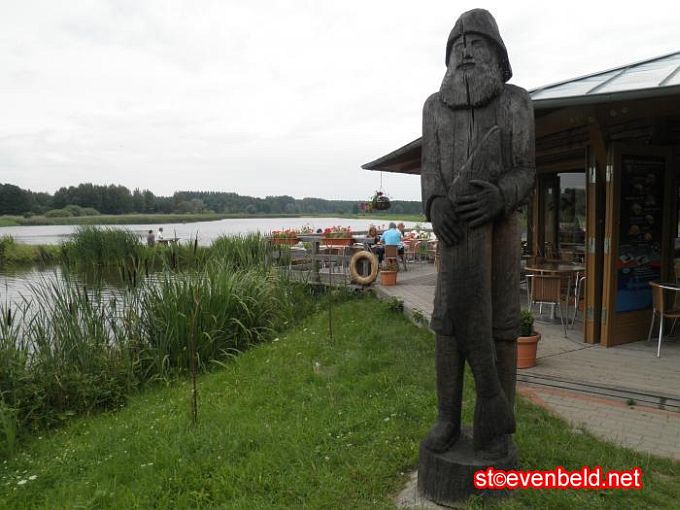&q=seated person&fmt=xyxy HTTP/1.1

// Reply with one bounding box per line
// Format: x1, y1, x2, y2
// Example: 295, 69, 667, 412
378, 222, 405, 264
366, 224, 384, 262
367, 225, 379, 243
